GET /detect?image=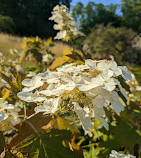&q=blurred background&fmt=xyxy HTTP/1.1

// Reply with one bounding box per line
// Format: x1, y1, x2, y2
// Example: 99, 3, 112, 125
0, 0, 140, 67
